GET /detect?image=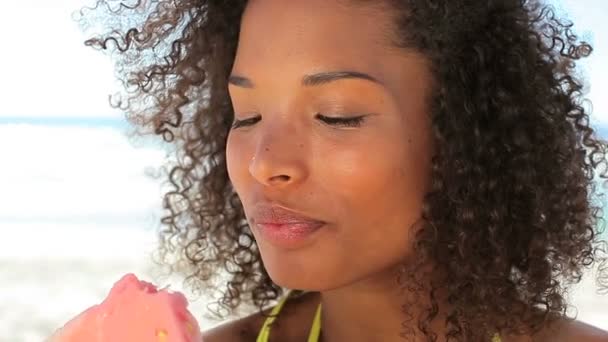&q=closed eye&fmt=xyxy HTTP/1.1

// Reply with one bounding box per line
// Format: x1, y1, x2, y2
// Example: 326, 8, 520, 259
316, 113, 366, 128
230, 114, 367, 129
